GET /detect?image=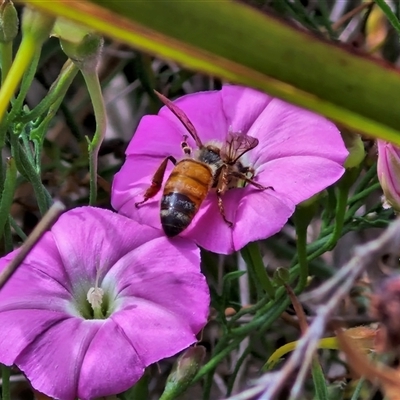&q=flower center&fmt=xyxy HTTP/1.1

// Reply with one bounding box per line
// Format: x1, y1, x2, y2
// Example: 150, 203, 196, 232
87, 286, 105, 319
69, 270, 116, 320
